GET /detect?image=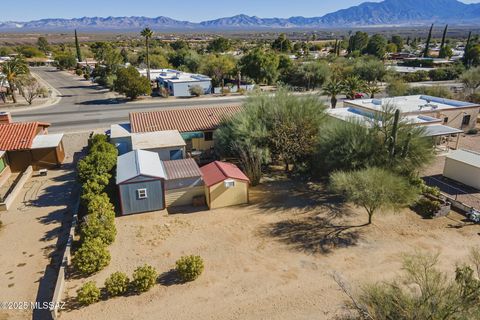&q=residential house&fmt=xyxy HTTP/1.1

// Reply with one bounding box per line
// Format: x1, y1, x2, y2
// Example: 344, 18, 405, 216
137, 68, 212, 97
201, 161, 250, 210
0, 112, 65, 172
128, 105, 242, 154
343, 95, 480, 131
116, 150, 166, 215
